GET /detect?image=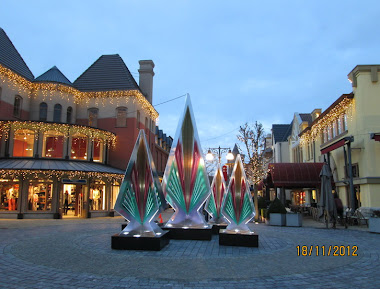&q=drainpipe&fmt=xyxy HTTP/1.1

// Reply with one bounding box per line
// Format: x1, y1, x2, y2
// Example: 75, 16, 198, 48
347, 140, 356, 213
